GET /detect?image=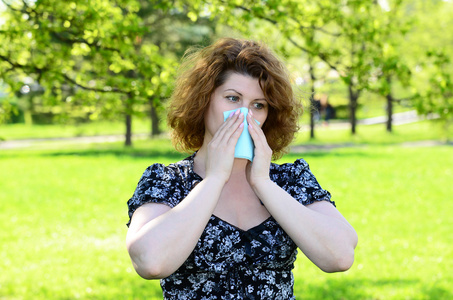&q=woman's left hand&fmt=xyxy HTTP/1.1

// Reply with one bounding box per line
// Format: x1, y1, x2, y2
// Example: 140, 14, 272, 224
246, 111, 272, 188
